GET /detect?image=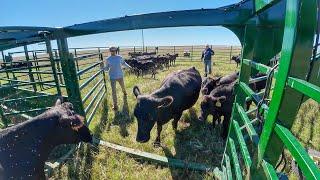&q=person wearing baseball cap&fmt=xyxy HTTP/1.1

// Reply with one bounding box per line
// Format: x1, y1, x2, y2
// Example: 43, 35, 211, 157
102, 46, 131, 111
